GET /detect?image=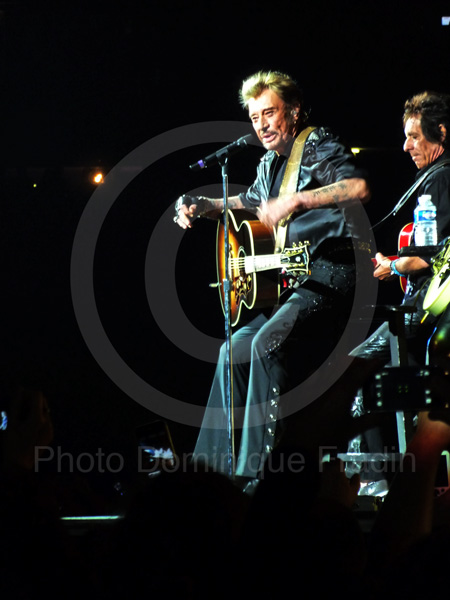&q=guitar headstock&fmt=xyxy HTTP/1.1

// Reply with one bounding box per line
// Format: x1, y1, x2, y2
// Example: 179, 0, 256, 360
281, 241, 311, 275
